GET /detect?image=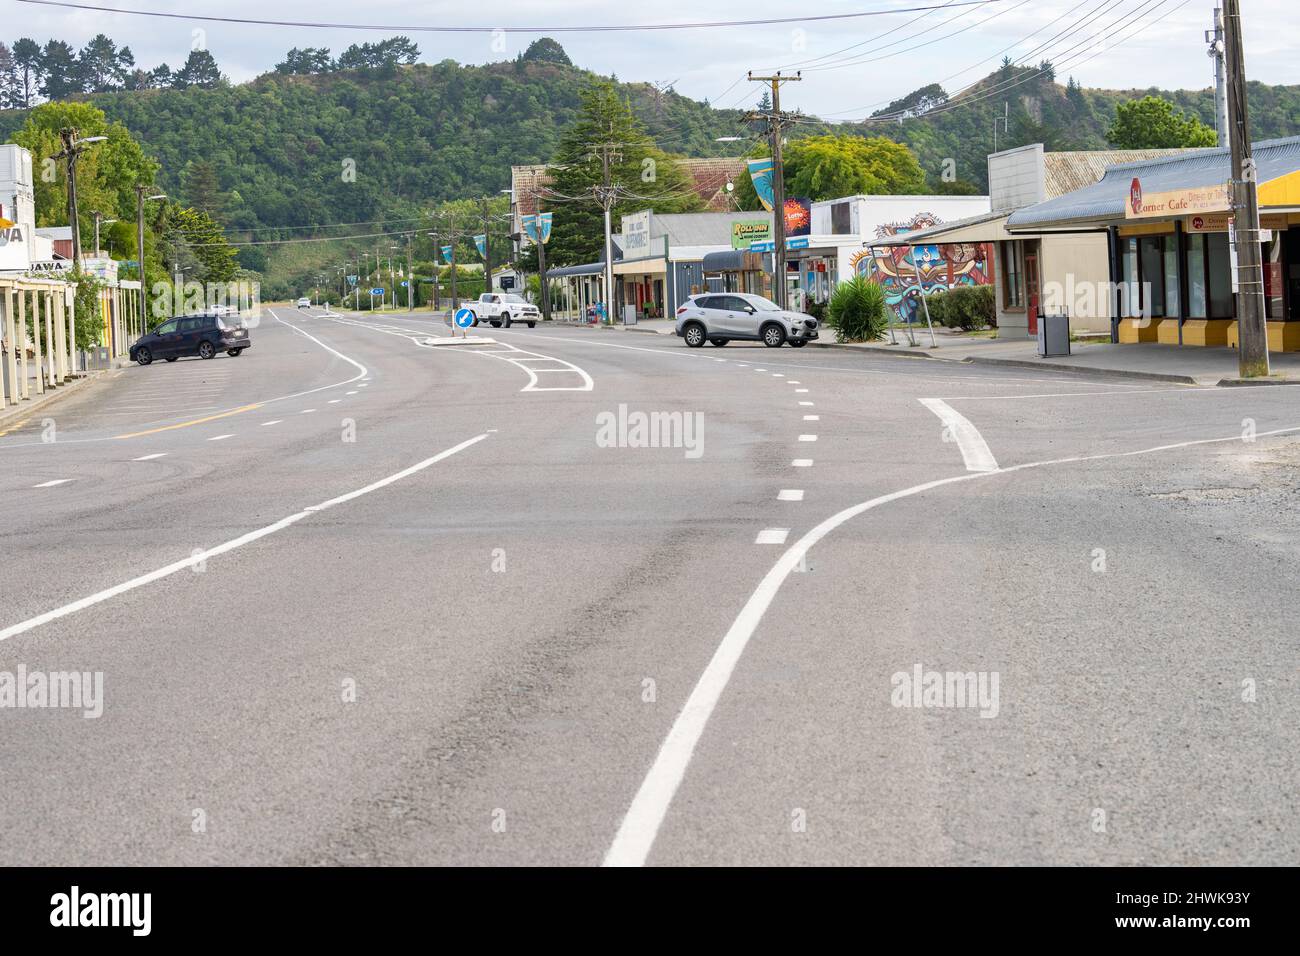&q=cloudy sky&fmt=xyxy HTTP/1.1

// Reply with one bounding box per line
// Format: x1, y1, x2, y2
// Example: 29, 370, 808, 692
9, 0, 1298, 120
